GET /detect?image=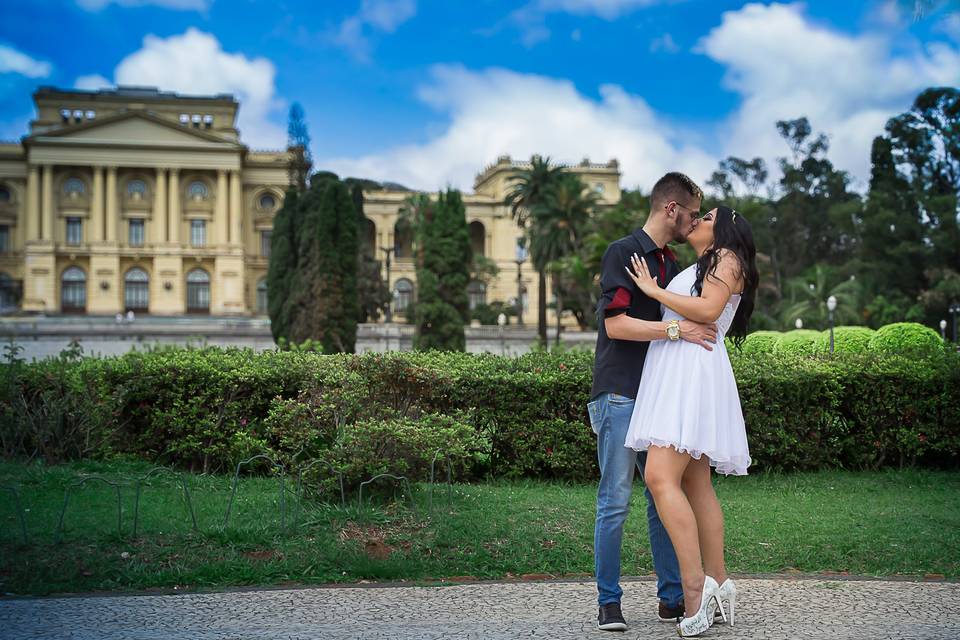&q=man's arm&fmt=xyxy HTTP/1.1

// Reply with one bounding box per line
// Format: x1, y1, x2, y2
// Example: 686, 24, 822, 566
605, 314, 717, 350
